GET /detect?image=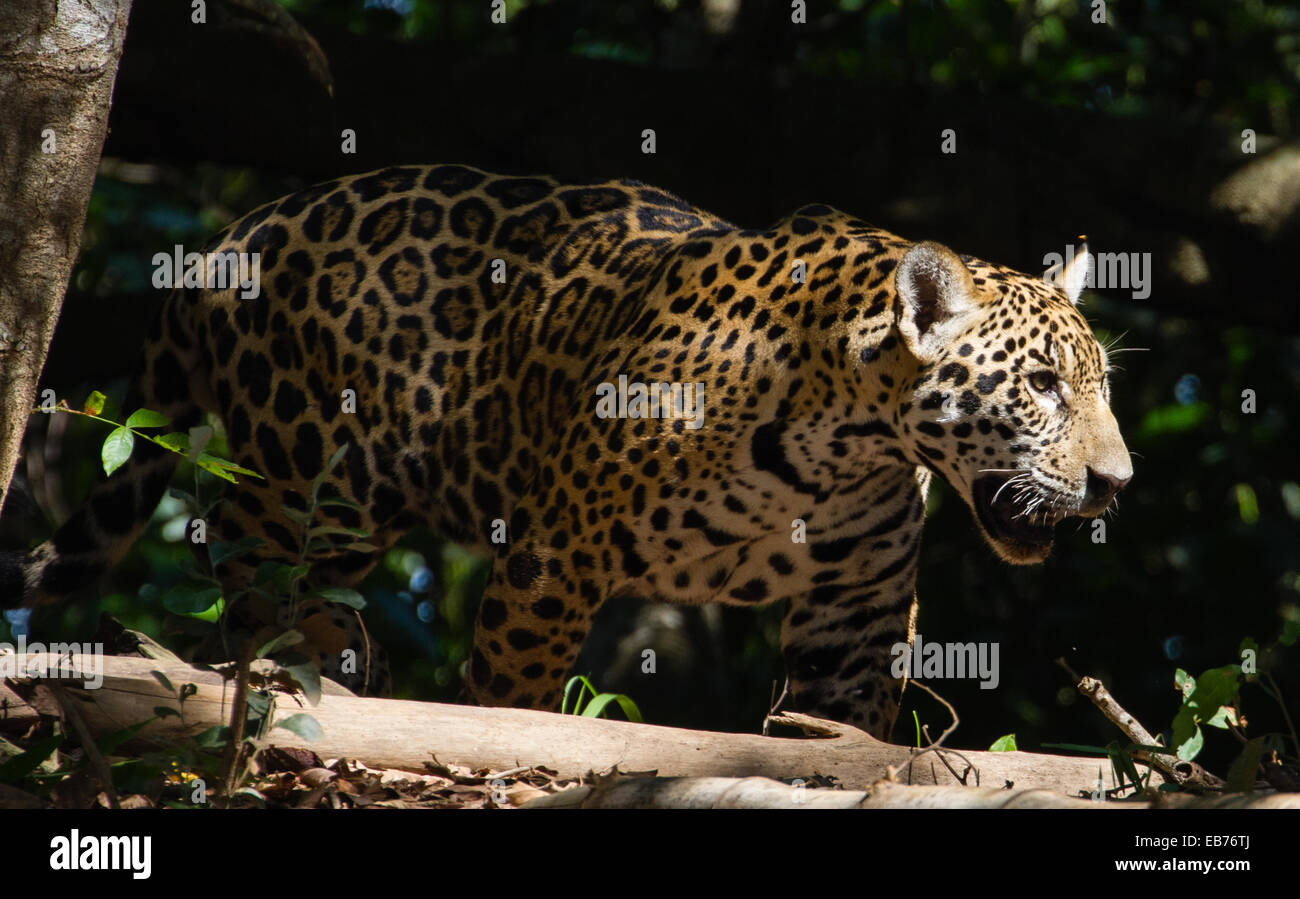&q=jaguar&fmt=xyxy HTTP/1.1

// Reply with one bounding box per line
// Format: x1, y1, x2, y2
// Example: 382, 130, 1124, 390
0, 164, 1132, 738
